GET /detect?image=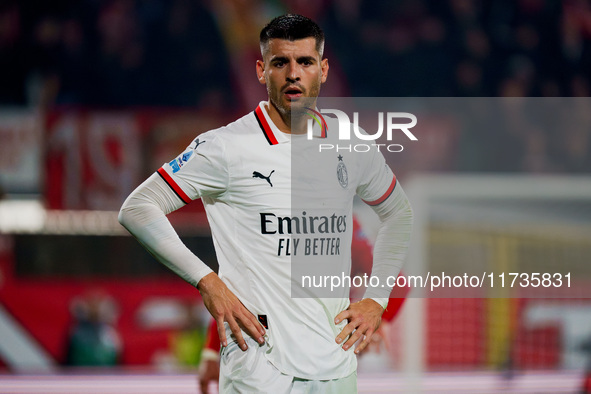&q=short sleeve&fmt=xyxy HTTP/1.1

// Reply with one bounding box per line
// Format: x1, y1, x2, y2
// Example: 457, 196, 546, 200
157, 132, 228, 204
355, 149, 397, 206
